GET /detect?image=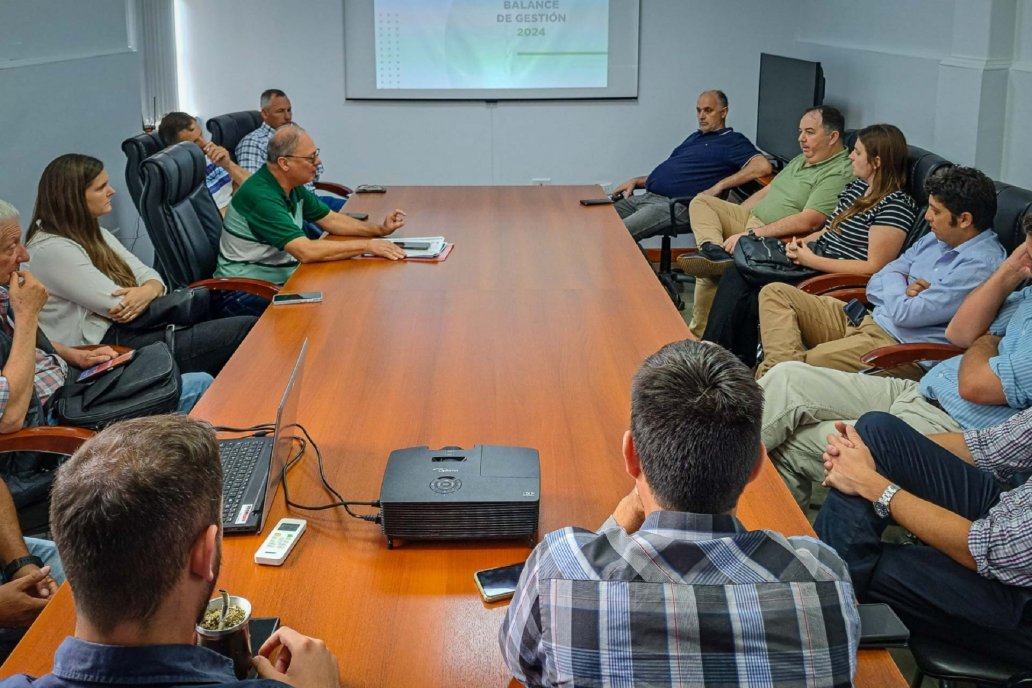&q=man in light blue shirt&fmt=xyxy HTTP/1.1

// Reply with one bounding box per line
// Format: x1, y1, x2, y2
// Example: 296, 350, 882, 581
759, 166, 1005, 379
760, 215, 1032, 508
